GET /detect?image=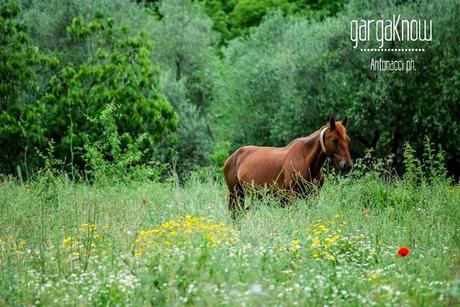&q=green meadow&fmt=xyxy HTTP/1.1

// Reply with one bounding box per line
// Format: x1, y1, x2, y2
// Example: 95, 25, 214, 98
1, 156, 459, 306
1, 0, 460, 305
